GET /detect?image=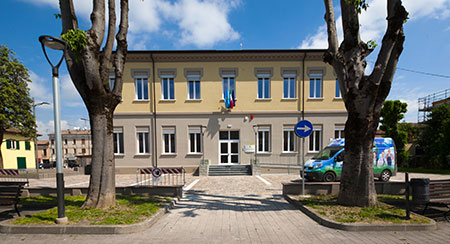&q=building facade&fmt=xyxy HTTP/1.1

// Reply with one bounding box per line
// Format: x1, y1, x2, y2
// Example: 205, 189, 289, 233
48, 129, 92, 164
1, 128, 36, 169
112, 50, 347, 172
37, 140, 50, 164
